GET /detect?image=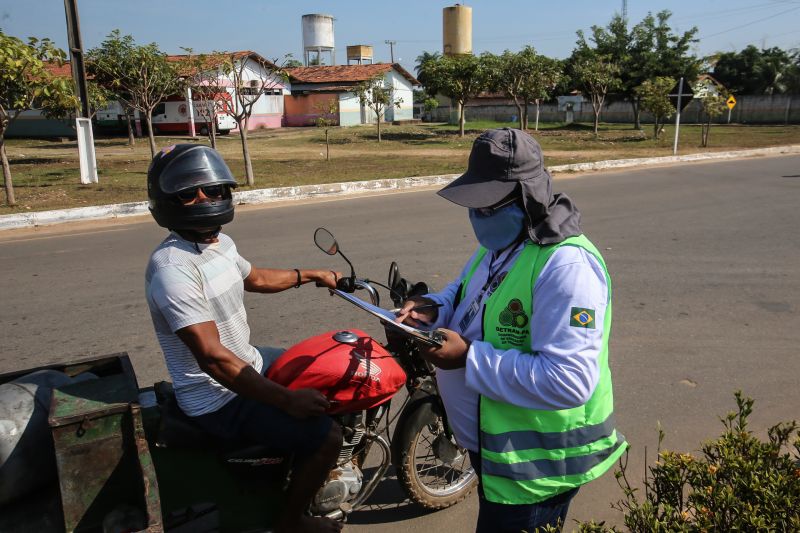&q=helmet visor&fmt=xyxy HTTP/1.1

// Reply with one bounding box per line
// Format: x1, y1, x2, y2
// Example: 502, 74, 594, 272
159, 148, 238, 195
